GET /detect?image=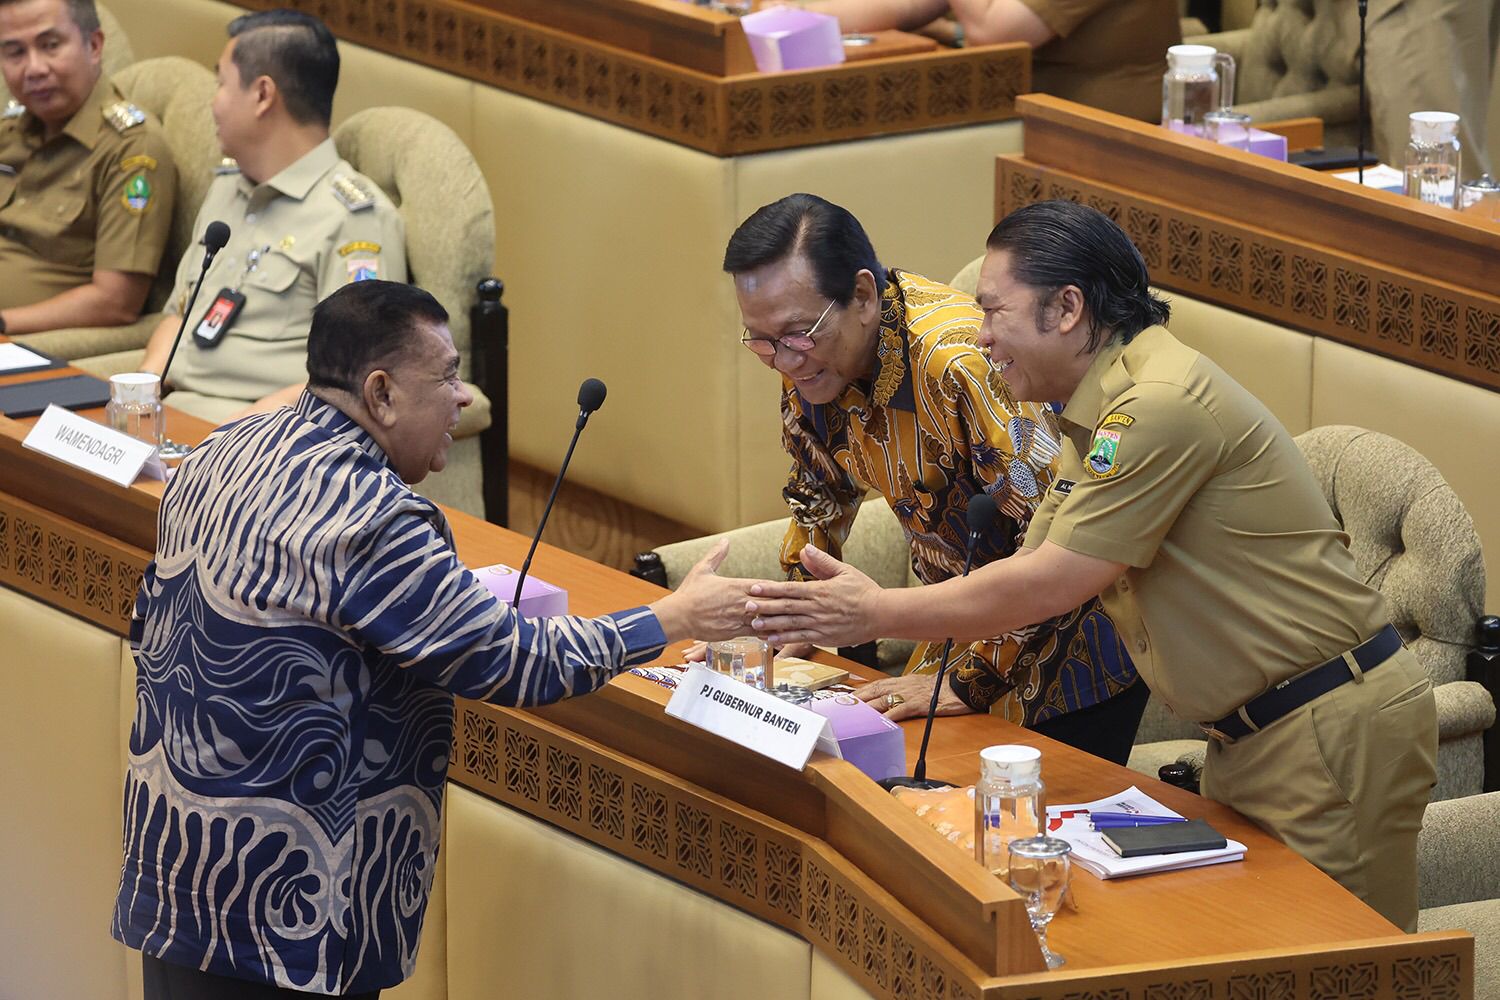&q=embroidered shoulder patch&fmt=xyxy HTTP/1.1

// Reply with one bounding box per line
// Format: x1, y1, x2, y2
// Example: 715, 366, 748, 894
1085, 428, 1121, 479
337, 240, 381, 257
121, 173, 152, 215
119, 154, 157, 174
1100, 412, 1135, 428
